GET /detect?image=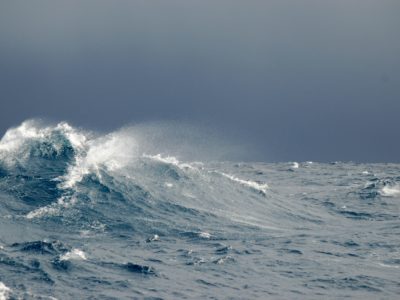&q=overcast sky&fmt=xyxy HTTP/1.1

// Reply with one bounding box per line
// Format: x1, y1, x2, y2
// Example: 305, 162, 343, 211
0, 0, 399, 162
